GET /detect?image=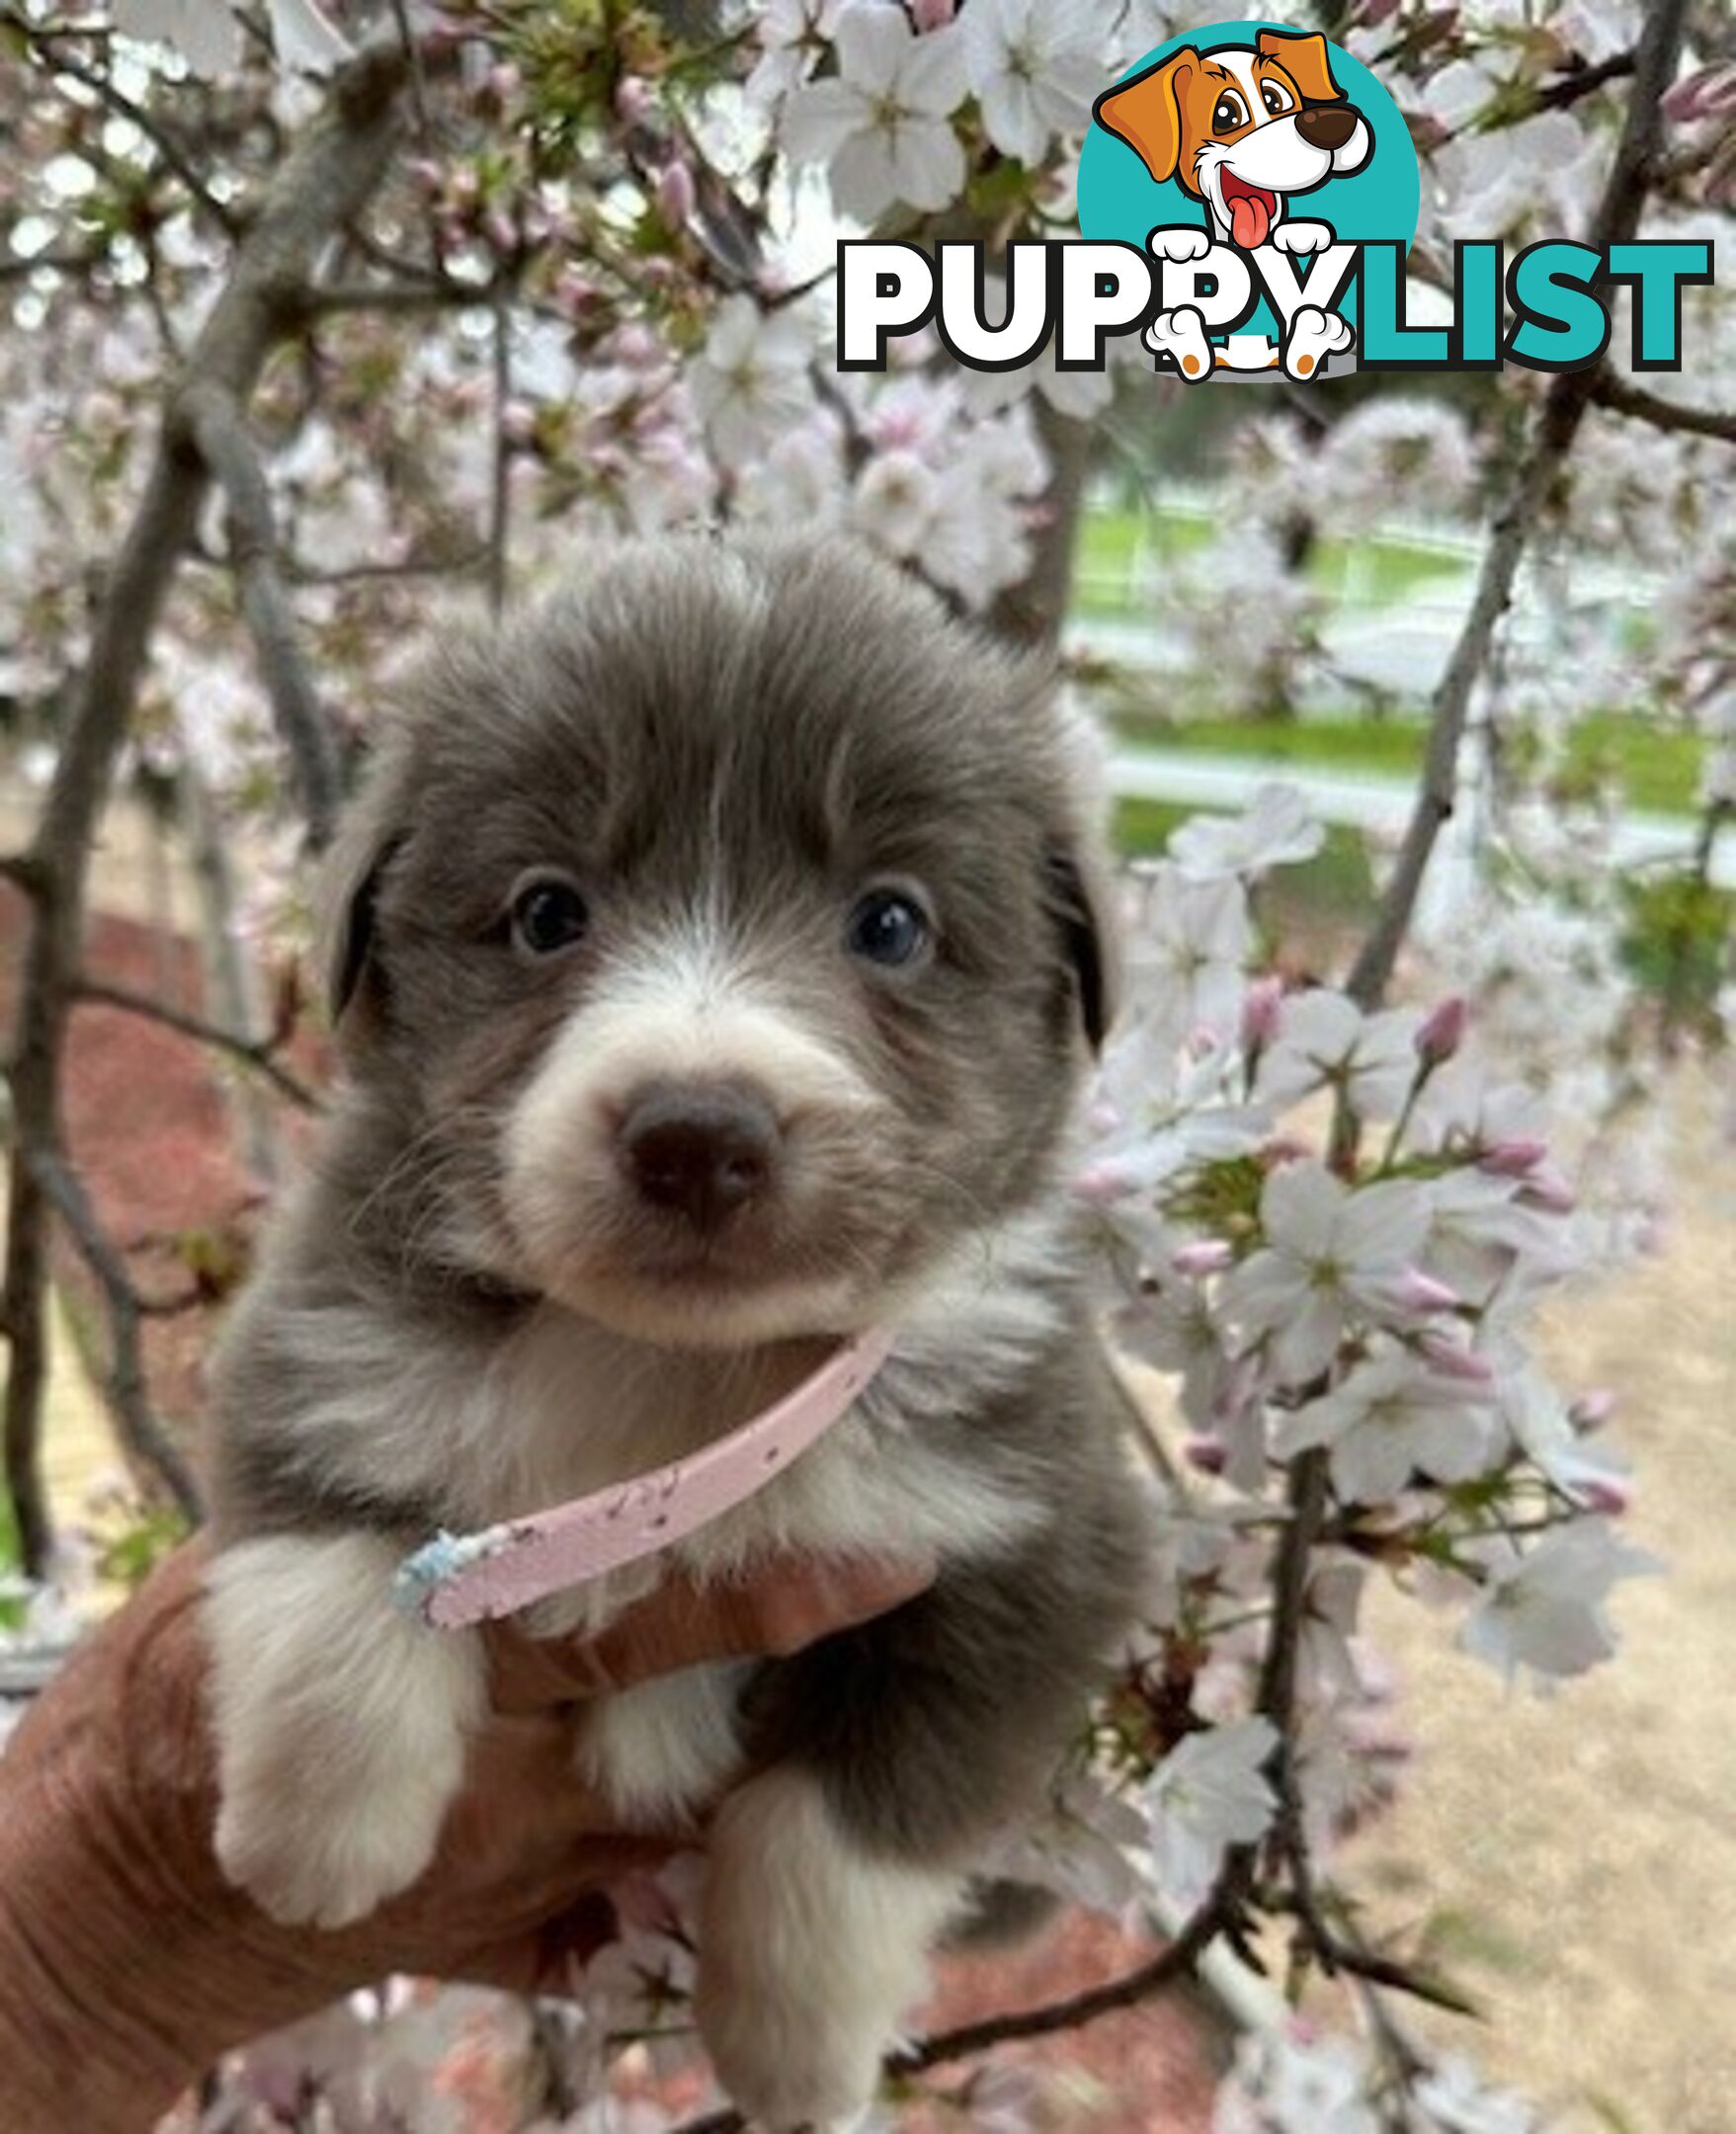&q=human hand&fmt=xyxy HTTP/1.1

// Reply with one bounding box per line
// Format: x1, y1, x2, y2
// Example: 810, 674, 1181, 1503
0, 1536, 933, 2131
